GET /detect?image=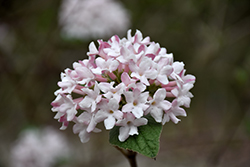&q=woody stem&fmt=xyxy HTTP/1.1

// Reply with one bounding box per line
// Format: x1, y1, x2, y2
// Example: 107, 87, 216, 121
115, 146, 138, 167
